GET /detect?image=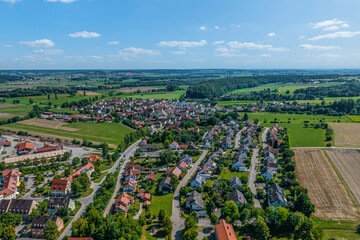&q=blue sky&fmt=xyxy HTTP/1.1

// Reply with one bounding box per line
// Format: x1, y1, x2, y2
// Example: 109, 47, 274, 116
1, 0, 360, 69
